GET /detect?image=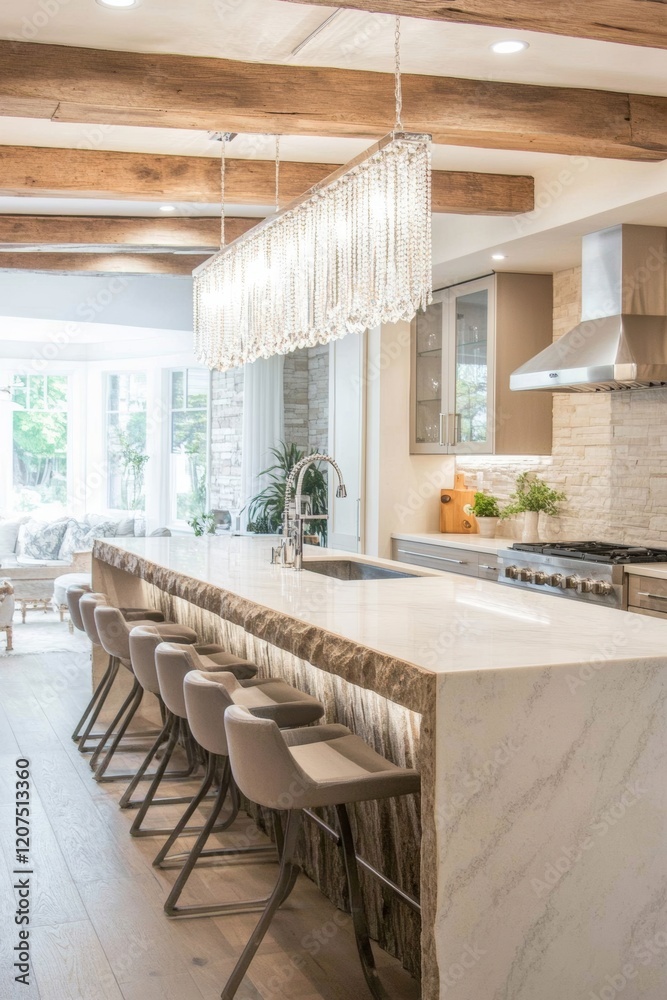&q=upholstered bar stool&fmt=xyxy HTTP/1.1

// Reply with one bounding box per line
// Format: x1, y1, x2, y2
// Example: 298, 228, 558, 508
118, 625, 258, 814
75, 591, 165, 752
128, 640, 265, 839
90, 601, 198, 781
221, 704, 421, 1000
153, 663, 325, 918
